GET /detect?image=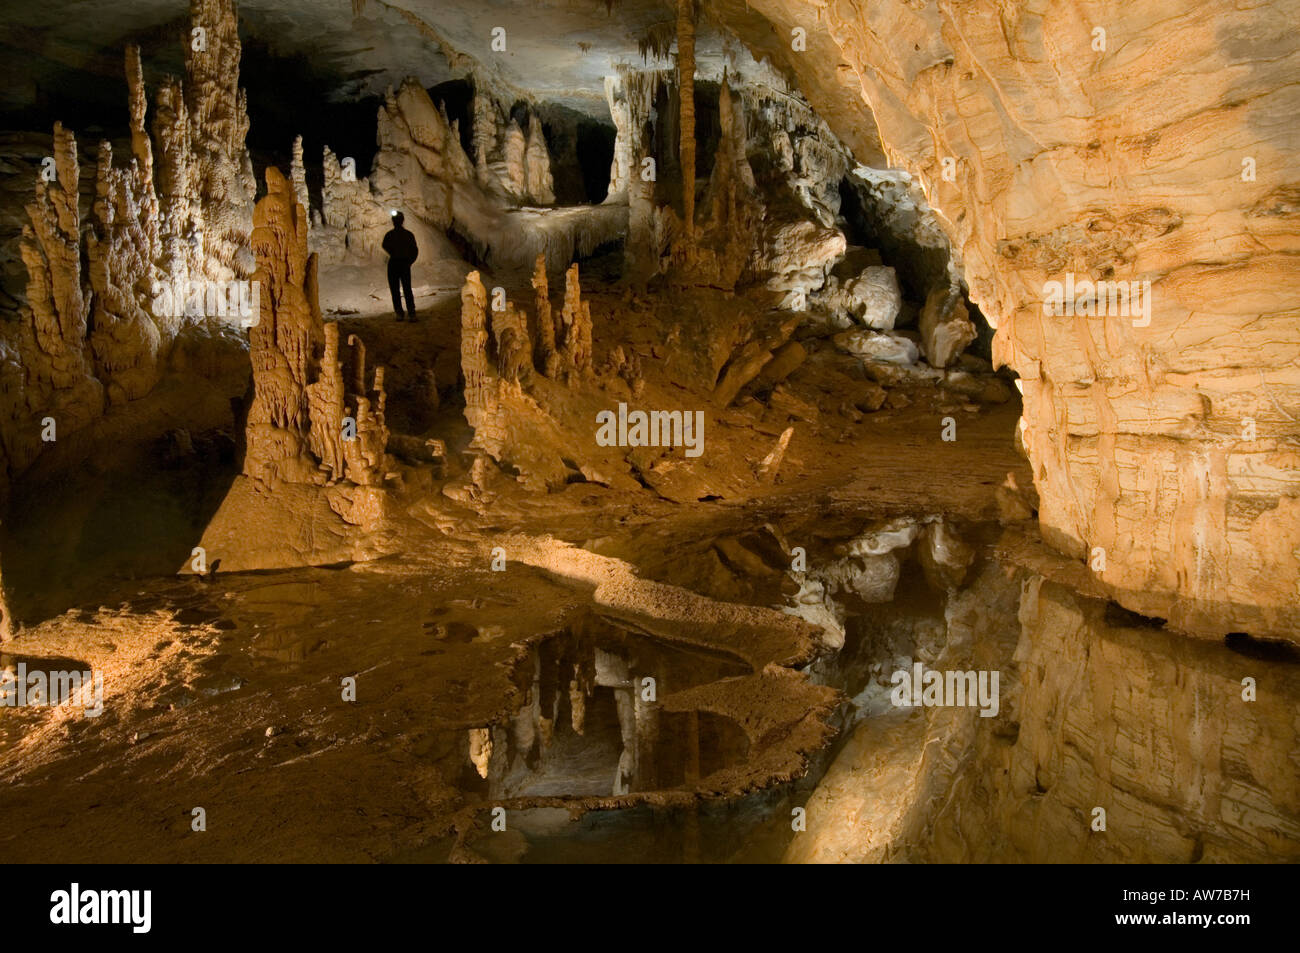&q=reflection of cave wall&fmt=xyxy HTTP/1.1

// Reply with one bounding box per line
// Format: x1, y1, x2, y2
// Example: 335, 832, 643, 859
656, 710, 750, 785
